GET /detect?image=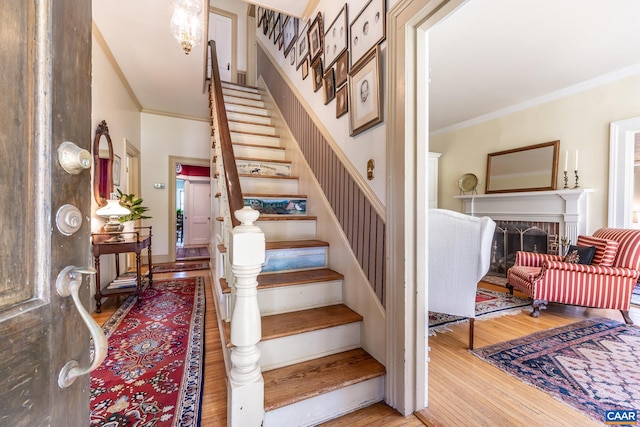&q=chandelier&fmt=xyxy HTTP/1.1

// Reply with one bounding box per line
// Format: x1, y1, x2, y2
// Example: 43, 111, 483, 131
169, 0, 203, 55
